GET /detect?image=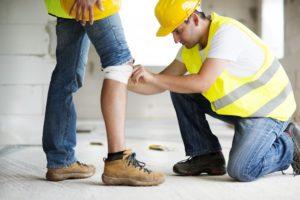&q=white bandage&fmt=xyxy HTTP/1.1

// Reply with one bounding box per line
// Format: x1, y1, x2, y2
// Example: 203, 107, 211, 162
103, 65, 133, 84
